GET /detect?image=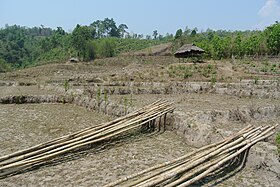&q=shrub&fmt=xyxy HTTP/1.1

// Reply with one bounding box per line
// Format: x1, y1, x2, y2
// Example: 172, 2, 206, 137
167, 64, 195, 79
96, 88, 101, 105
183, 69, 193, 78
63, 80, 69, 92
201, 64, 216, 77
84, 41, 96, 61
276, 132, 280, 155
254, 77, 259, 84
0, 58, 11, 72
93, 38, 116, 58
260, 65, 268, 72
211, 75, 217, 85
123, 96, 128, 114
36, 47, 69, 64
